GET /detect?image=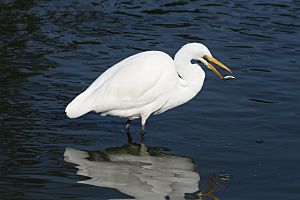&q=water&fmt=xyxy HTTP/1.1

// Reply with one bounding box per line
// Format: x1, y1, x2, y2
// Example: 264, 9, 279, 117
1, 0, 300, 199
